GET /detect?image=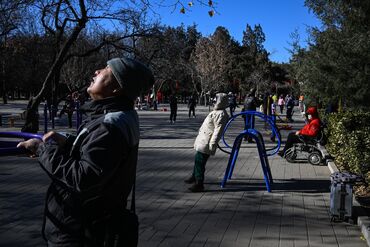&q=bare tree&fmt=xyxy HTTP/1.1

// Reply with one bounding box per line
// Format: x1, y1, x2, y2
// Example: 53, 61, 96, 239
22, 0, 157, 132
155, 0, 217, 16
192, 27, 234, 102
0, 0, 32, 103
0, 0, 30, 38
